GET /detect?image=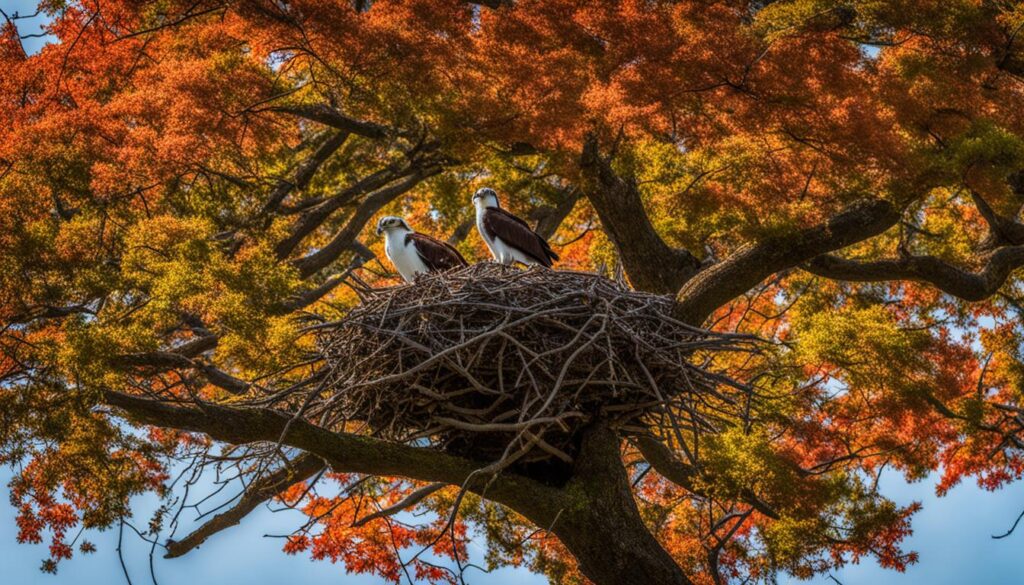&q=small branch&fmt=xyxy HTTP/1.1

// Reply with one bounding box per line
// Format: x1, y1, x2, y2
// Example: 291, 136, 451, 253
115, 351, 251, 394
274, 162, 426, 260
260, 130, 350, 218
634, 436, 779, 519
292, 166, 442, 277
352, 483, 445, 527
278, 244, 373, 312
993, 508, 1024, 539
164, 454, 324, 558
